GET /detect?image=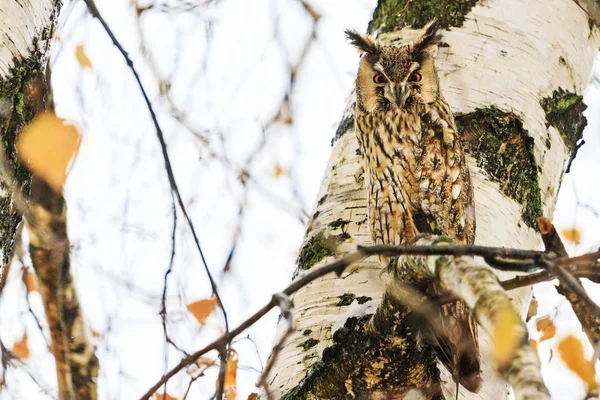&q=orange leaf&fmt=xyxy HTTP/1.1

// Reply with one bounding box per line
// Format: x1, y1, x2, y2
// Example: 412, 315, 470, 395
13, 333, 29, 359
22, 270, 36, 293
561, 228, 582, 244
536, 316, 556, 342
247, 394, 258, 400
558, 335, 598, 390
17, 112, 81, 192
187, 297, 218, 325
75, 44, 93, 69
153, 394, 177, 400
217, 352, 238, 400
491, 306, 521, 366
273, 164, 284, 178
